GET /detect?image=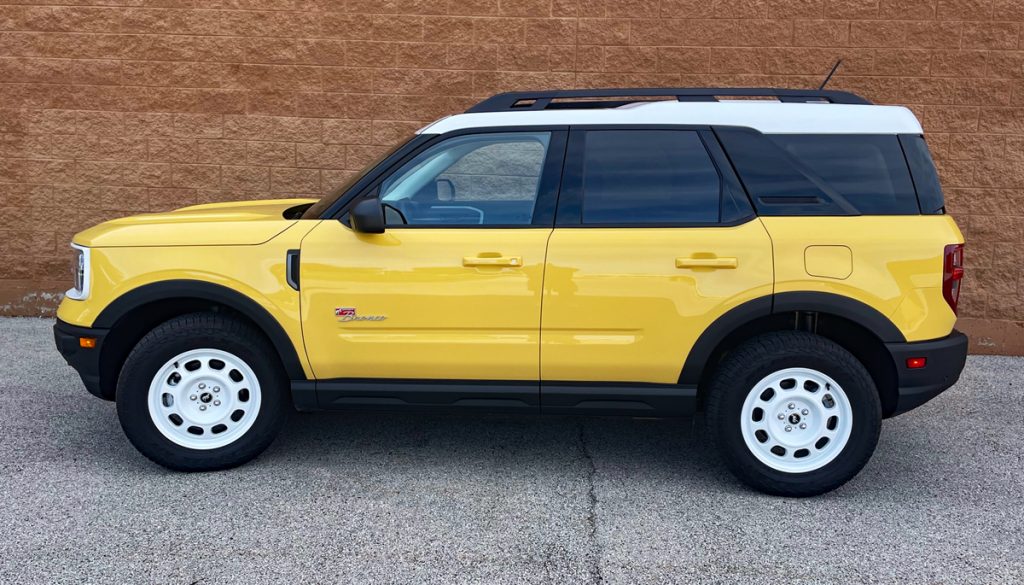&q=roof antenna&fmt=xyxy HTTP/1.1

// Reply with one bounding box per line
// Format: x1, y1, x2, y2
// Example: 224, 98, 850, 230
818, 59, 843, 90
